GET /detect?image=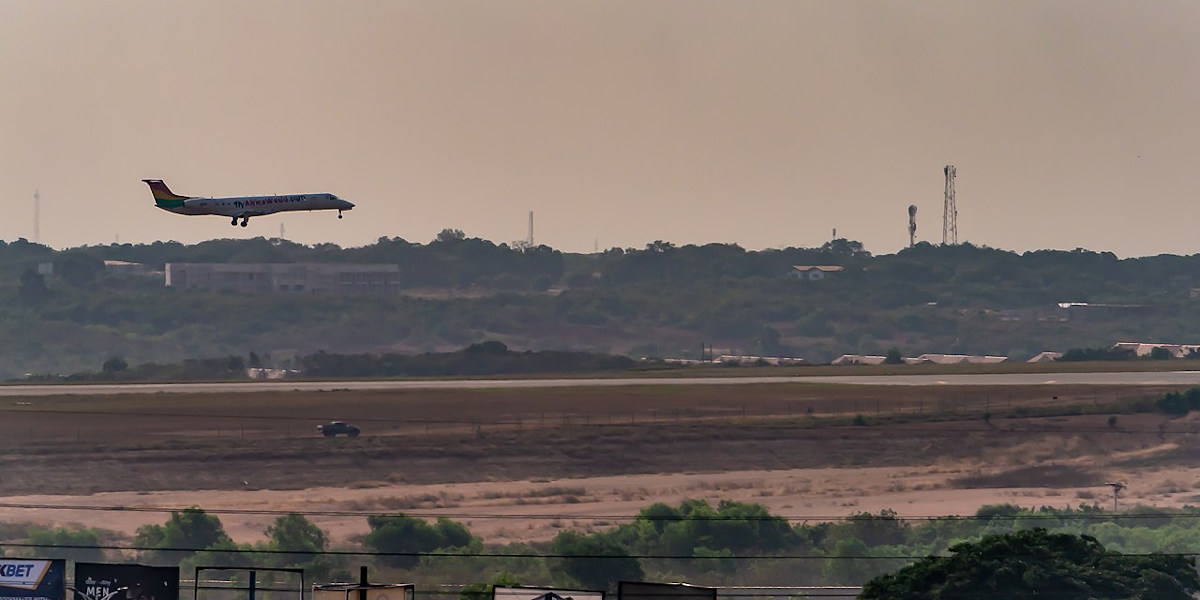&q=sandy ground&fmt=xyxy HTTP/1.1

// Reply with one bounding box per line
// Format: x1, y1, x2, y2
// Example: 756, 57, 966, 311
6, 461, 1200, 547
